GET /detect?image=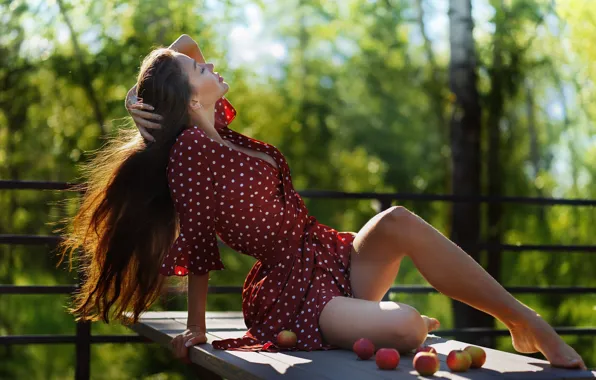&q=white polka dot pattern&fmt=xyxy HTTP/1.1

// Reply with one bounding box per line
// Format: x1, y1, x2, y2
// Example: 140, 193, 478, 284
160, 97, 357, 353
160, 128, 225, 276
